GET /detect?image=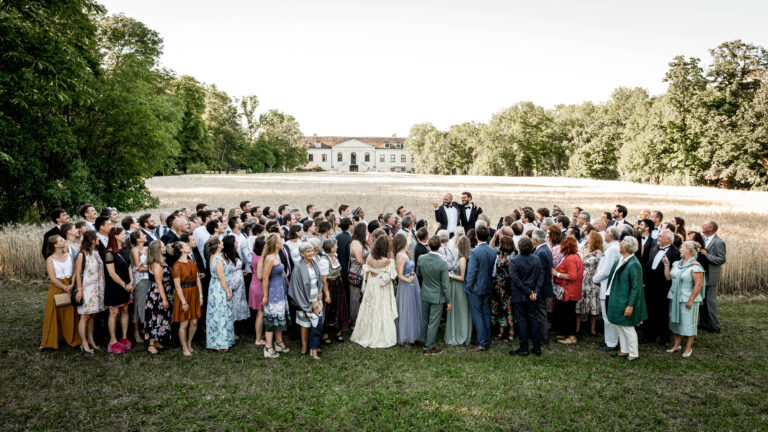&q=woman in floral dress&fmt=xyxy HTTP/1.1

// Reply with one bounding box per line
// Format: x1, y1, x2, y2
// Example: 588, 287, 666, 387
491, 237, 516, 340
144, 240, 173, 354
223, 235, 251, 324
206, 237, 235, 351
576, 231, 603, 335
75, 231, 105, 352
